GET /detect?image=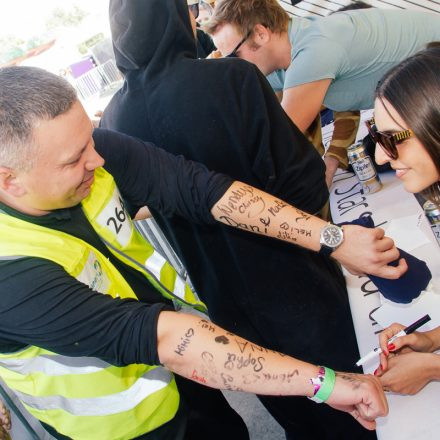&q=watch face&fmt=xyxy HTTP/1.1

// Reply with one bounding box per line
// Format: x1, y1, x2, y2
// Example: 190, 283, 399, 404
323, 225, 343, 247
